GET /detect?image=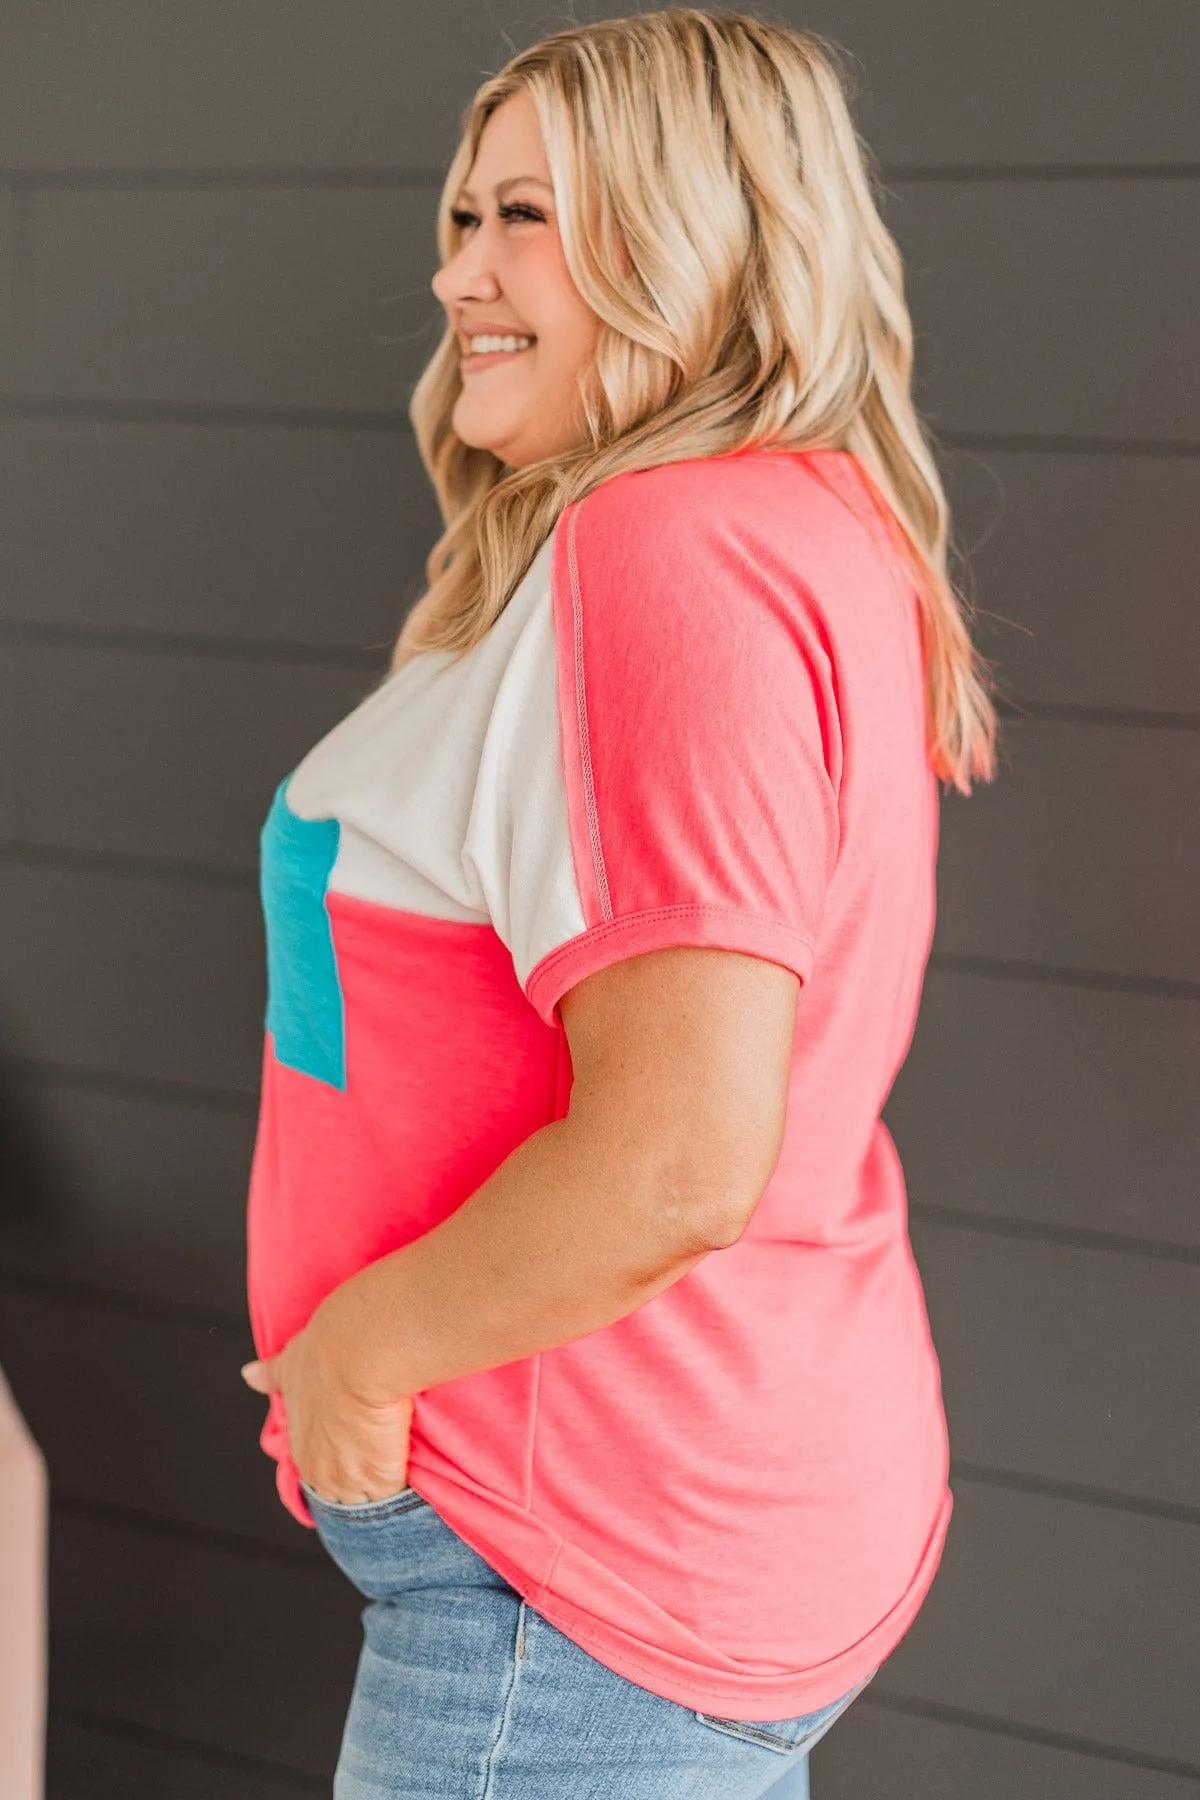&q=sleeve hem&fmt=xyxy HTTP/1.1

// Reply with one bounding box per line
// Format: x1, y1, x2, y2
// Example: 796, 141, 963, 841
524, 905, 816, 1030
